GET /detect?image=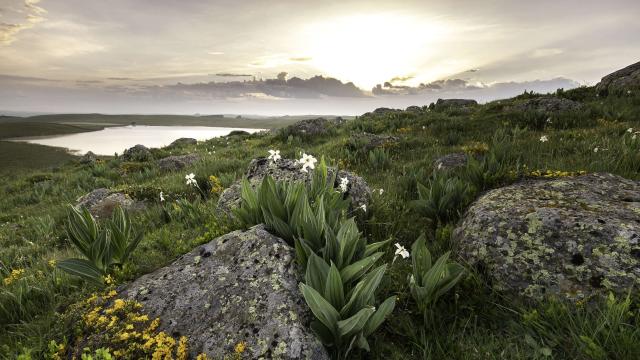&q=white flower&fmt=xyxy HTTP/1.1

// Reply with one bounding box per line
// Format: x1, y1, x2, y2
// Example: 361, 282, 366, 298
378, 188, 384, 195
359, 204, 367, 212
633, 134, 637, 140
422, 126, 426, 130
546, 117, 552, 124
338, 177, 349, 193
160, 191, 165, 202
185, 173, 198, 186
394, 243, 410, 260
298, 153, 318, 173
539, 135, 548, 143
437, 162, 443, 170
268, 149, 281, 163
628, 128, 634, 133
593, 147, 599, 153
